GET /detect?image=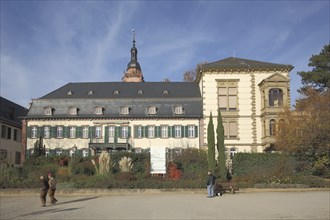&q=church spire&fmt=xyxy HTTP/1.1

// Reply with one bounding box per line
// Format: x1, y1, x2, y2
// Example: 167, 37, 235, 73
130, 29, 138, 63
122, 29, 144, 82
